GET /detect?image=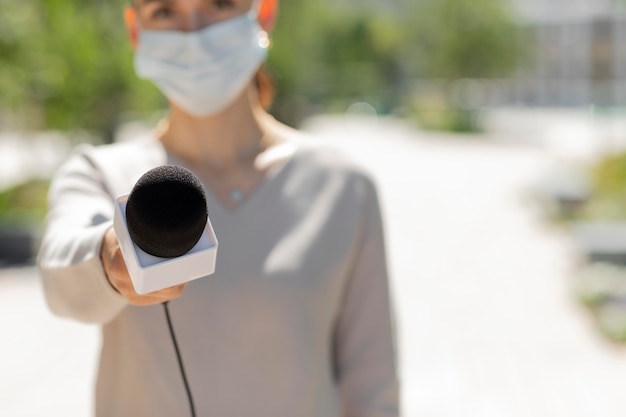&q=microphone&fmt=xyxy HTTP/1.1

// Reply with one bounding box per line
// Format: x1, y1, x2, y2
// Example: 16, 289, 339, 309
113, 165, 218, 294
126, 165, 208, 258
